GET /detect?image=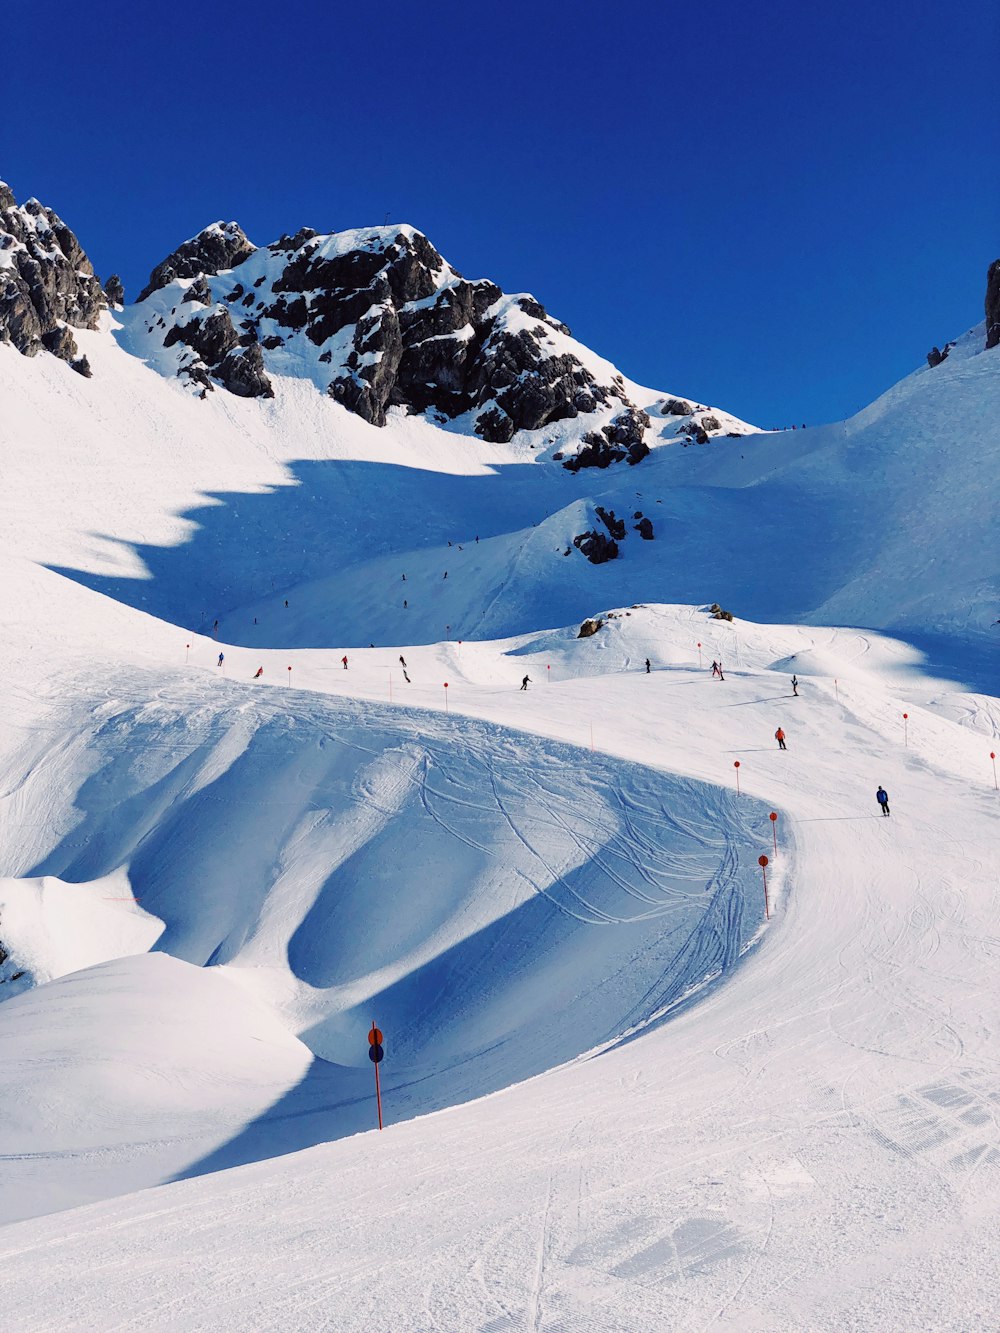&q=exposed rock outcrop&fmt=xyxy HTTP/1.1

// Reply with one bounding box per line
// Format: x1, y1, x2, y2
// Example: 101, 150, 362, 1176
137, 221, 255, 302
562, 408, 650, 471
0, 181, 103, 374
103, 273, 124, 307
163, 307, 273, 398
985, 259, 1000, 350
573, 530, 619, 563
578, 617, 605, 638
136, 223, 637, 430
926, 343, 955, 367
